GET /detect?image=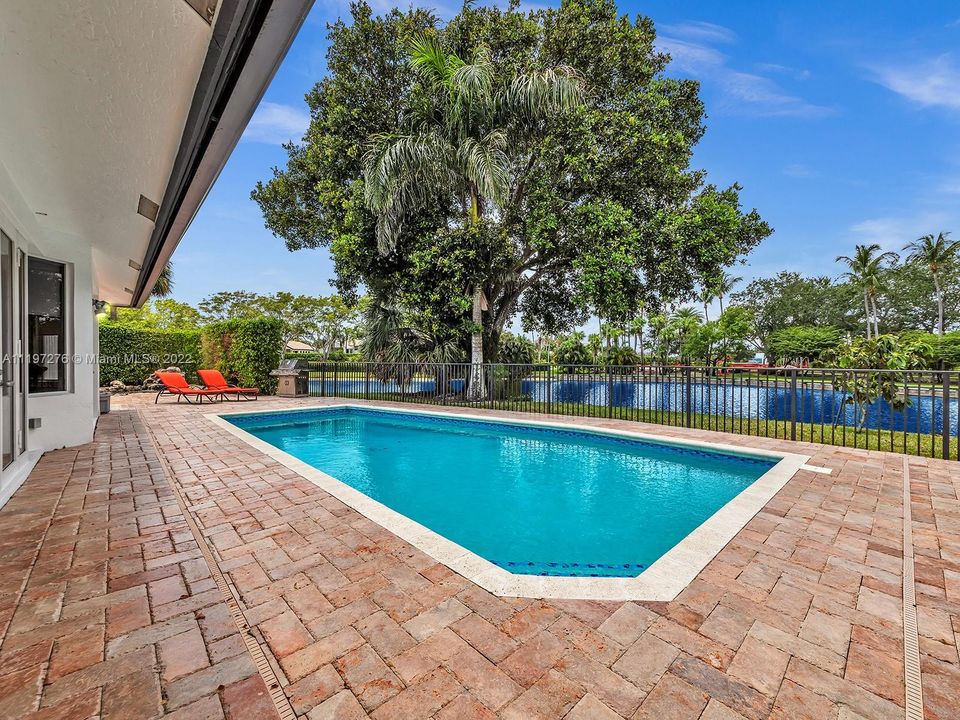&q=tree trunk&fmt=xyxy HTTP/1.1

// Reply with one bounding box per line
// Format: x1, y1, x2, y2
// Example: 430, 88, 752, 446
934, 272, 944, 335
466, 185, 486, 401
870, 293, 880, 337
863, 289, 871, 339
467, 285, 485, 400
